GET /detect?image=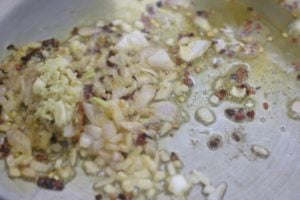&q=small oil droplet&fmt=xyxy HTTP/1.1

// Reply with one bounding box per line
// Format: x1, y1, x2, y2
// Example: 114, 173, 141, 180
260, 117, 266, 123
280, 126, 286, 133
